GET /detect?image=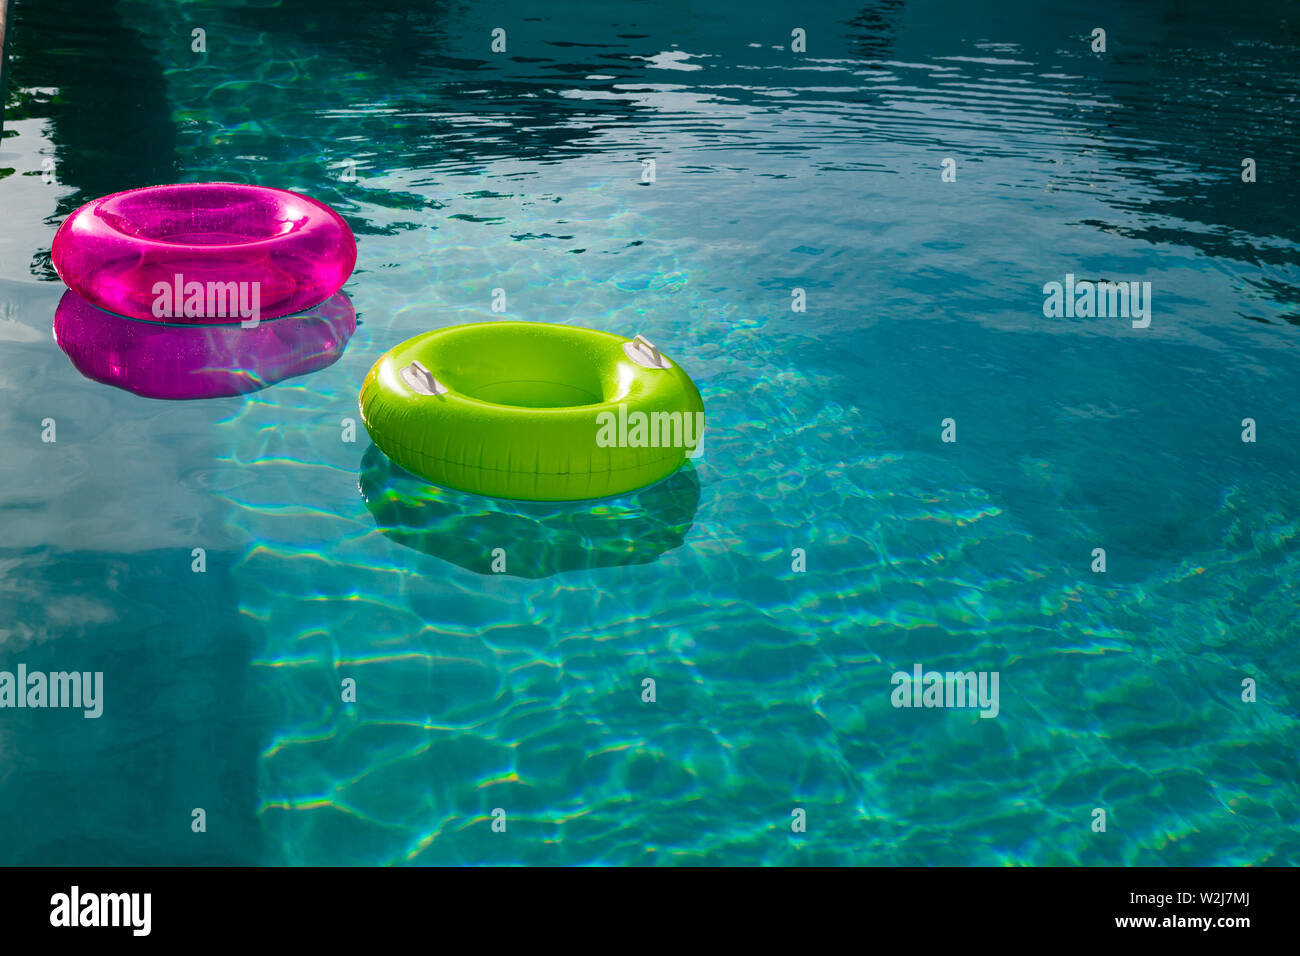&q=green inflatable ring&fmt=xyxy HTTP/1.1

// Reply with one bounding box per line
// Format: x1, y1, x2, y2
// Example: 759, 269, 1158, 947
359, 322, 705, 501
